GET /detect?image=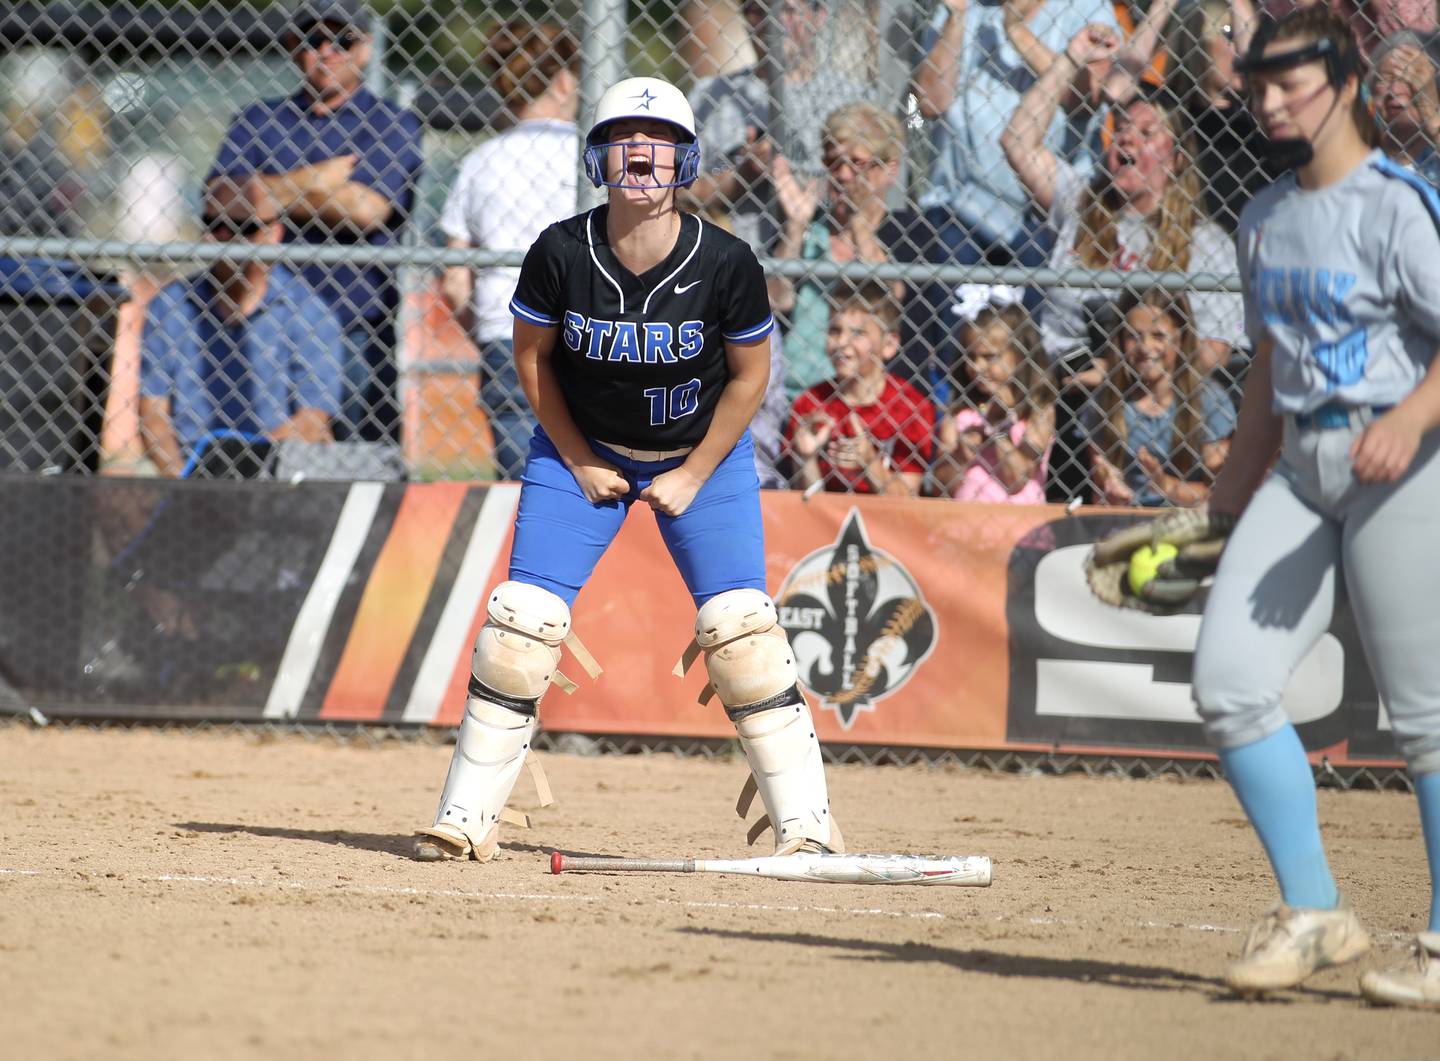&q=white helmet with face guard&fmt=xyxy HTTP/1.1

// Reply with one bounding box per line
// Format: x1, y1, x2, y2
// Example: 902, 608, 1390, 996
584, 75, 701, 189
